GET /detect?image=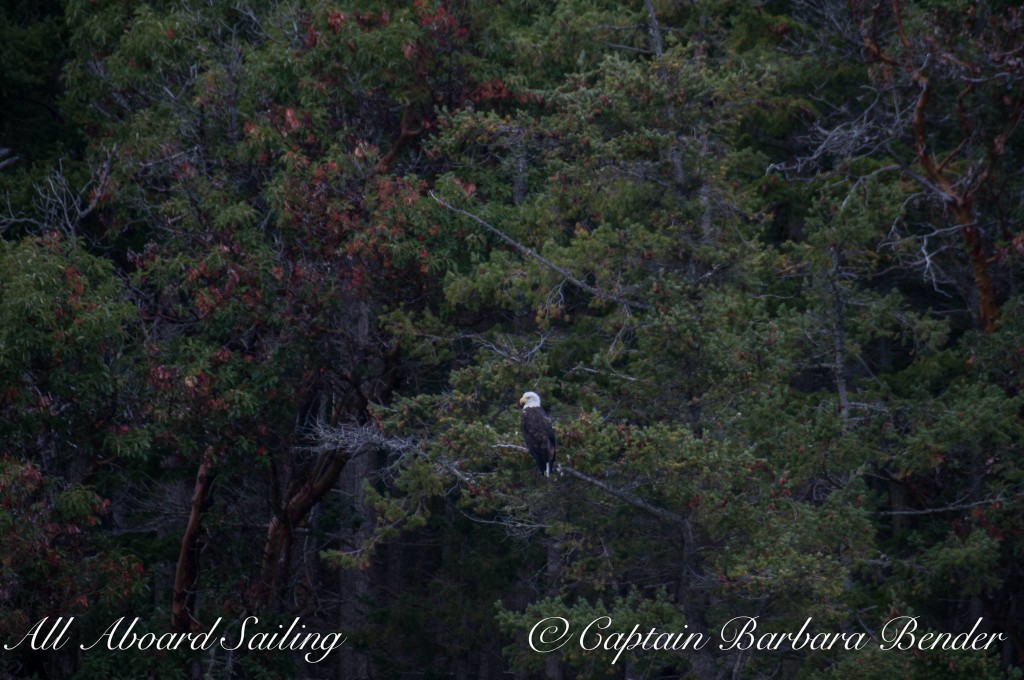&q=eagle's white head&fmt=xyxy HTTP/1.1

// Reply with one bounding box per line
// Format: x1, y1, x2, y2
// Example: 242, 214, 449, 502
519, 391, 541, 409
